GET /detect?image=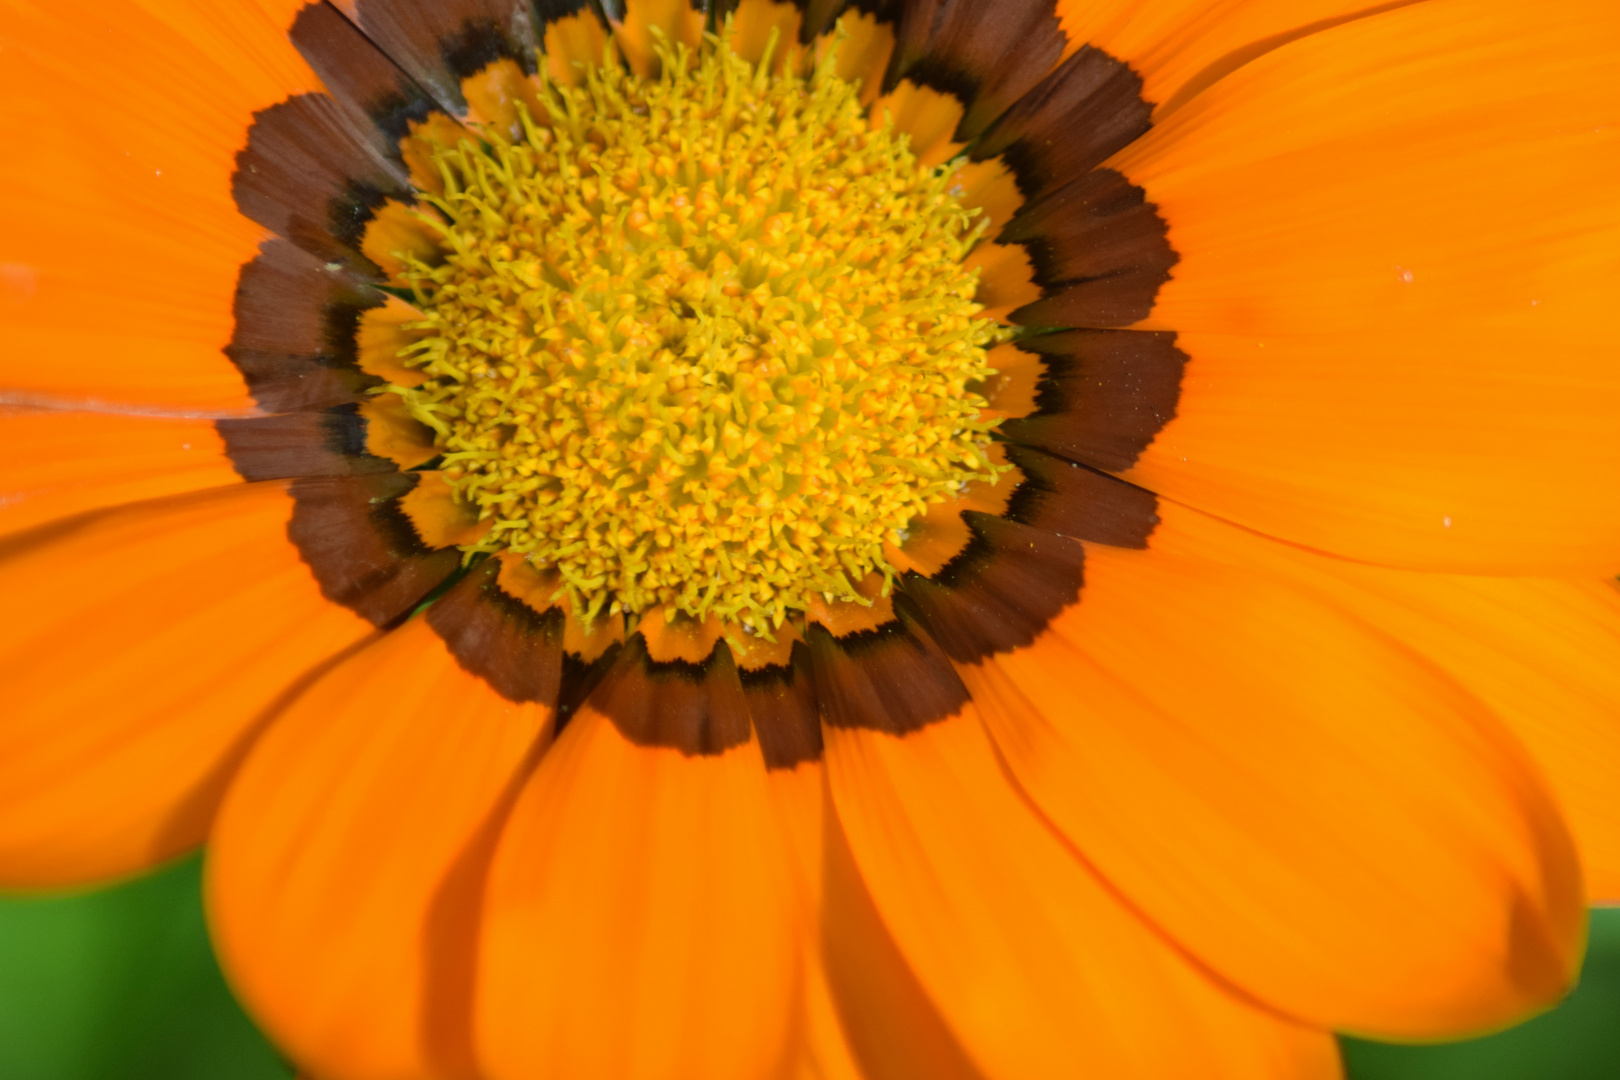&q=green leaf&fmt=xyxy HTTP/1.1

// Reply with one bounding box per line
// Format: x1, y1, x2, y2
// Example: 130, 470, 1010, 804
0, 855, 290, 1080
